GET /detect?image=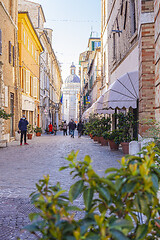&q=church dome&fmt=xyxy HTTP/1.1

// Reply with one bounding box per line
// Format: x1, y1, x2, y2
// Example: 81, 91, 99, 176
64, 62, 80, 84
65, 74, 80, 84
